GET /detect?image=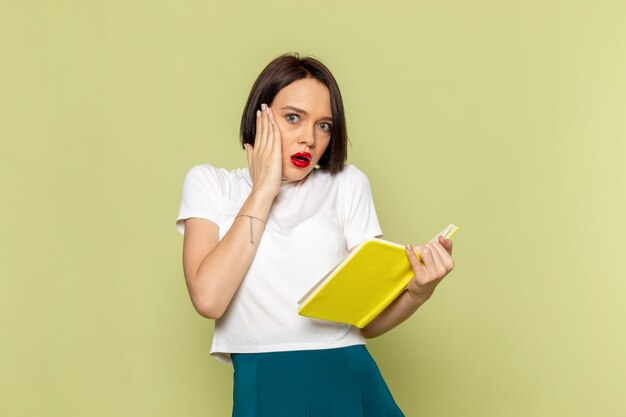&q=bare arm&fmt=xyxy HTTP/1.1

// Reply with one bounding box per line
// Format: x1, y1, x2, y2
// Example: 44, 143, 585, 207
360, 236, 455, 338
181, 104, 281, 319
182, 190, 273, 319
